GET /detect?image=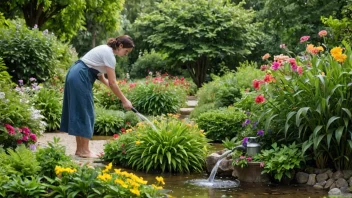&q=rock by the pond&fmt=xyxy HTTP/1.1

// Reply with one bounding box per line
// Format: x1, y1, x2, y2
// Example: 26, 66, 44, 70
313, 184, 324, 190
325, 169, 333, 179
296, 172, 309, 184
330, 183, 337, 190
328, 188, 342, 195
335, 178, 348, 188
348, 177, 352, 186
332, 170, 344, 180
205, 152, 232, 176
306, 174, 316, 185
343, 170, 352, 180
316, 172, 328, 183
324, 178, 335, 189
205, 153, 220, 173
